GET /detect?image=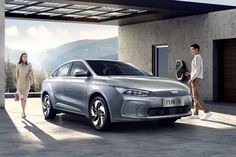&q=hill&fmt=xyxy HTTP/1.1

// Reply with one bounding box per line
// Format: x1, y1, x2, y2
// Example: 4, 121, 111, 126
40, 37, 118, 71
